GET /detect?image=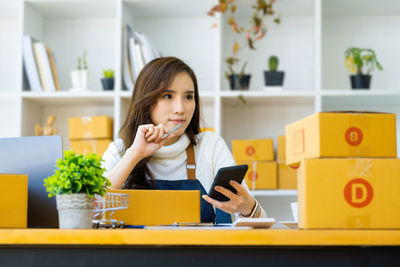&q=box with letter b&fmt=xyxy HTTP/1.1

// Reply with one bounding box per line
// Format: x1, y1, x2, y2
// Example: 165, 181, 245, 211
285, 112, 396, 165
232, 138, 274, 162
